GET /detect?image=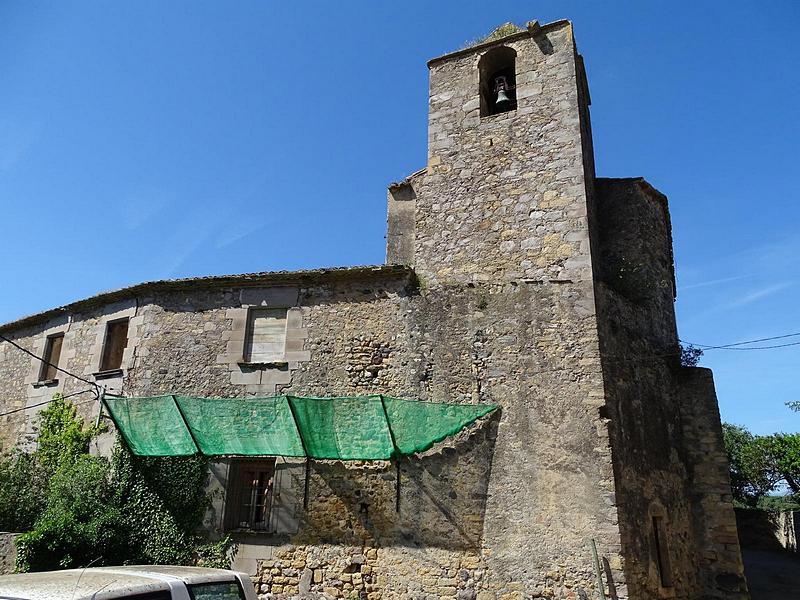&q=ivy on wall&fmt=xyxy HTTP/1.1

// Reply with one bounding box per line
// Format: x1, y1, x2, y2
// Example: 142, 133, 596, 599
0, 394, 231, 572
